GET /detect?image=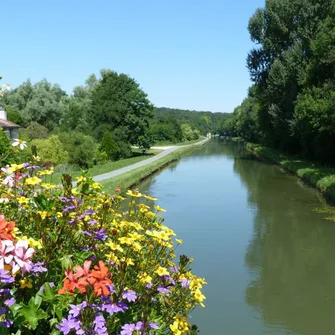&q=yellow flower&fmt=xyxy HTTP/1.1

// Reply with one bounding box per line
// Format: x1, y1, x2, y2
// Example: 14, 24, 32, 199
126, 190, 142, 198
138, 273, 152, 284
20, 278, 32, 289
92, 183, 102, 190
38, 168, 54, 175
176, 239, 183, 244
143, 195, 158, 201
38, 211, 49, 220
17, 196, 29, 205
106, 241, 124, 253
41, 183, 56, 189
8, 164, 24, 173
25, 176, 41, 186
155, 266, 169, 277
154, 205, 166, 213
76, 176, 87, 183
